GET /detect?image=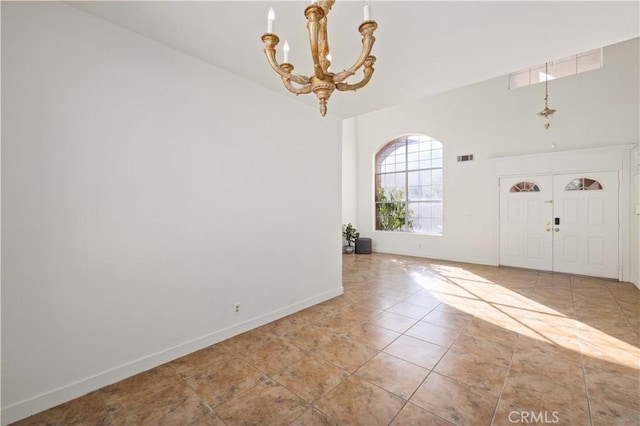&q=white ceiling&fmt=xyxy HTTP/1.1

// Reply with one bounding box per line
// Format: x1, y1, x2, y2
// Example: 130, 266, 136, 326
69, 1, 639, 119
